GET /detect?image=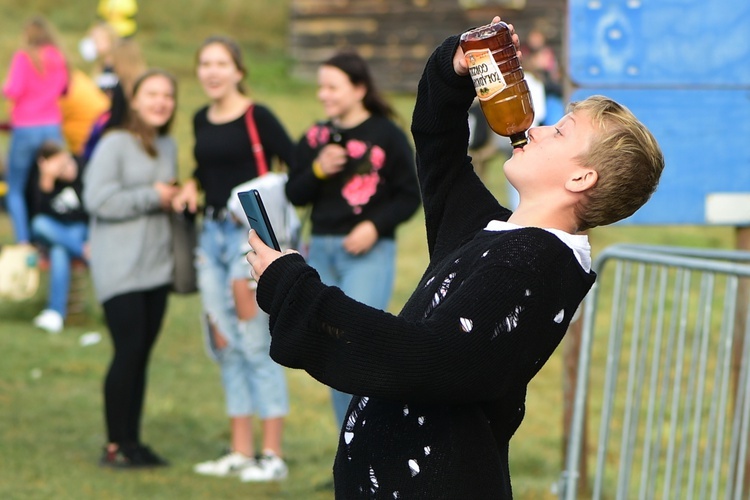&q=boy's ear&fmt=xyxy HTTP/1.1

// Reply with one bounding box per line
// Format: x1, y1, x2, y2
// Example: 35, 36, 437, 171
566, 169, 598, 193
